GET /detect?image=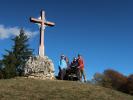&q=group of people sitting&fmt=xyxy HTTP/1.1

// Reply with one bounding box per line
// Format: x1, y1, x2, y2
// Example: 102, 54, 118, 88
58, 54, 86, 82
